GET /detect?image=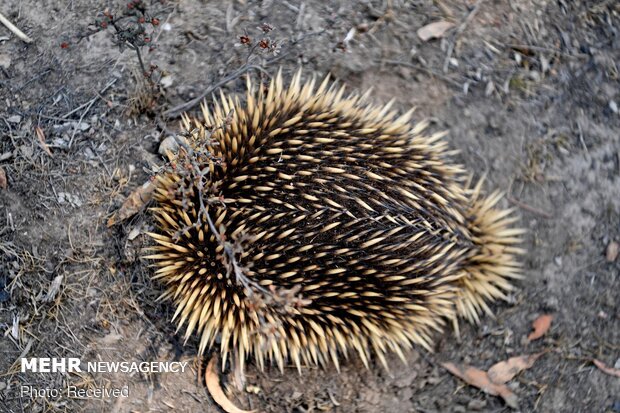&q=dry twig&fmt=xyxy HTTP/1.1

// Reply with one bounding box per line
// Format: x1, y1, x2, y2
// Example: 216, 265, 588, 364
68, 78, 117, 148
0, 11, 33, 43
443, 0, 485, 73
506, 196, 552, 219
378, 59, 462, 87
163, 30, 324, 118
